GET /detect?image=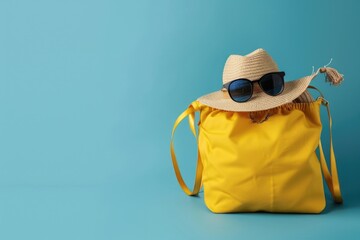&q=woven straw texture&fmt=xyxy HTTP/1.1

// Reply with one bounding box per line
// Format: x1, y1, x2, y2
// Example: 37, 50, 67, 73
198, 49, 317, 112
